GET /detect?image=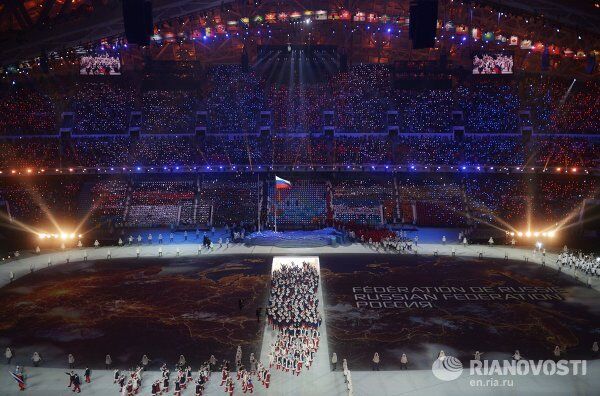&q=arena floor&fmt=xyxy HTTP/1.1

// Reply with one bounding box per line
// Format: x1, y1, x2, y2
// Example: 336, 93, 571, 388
0, 243, 598, 395
0, 256, 271, 368
322, 254, 600, 370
